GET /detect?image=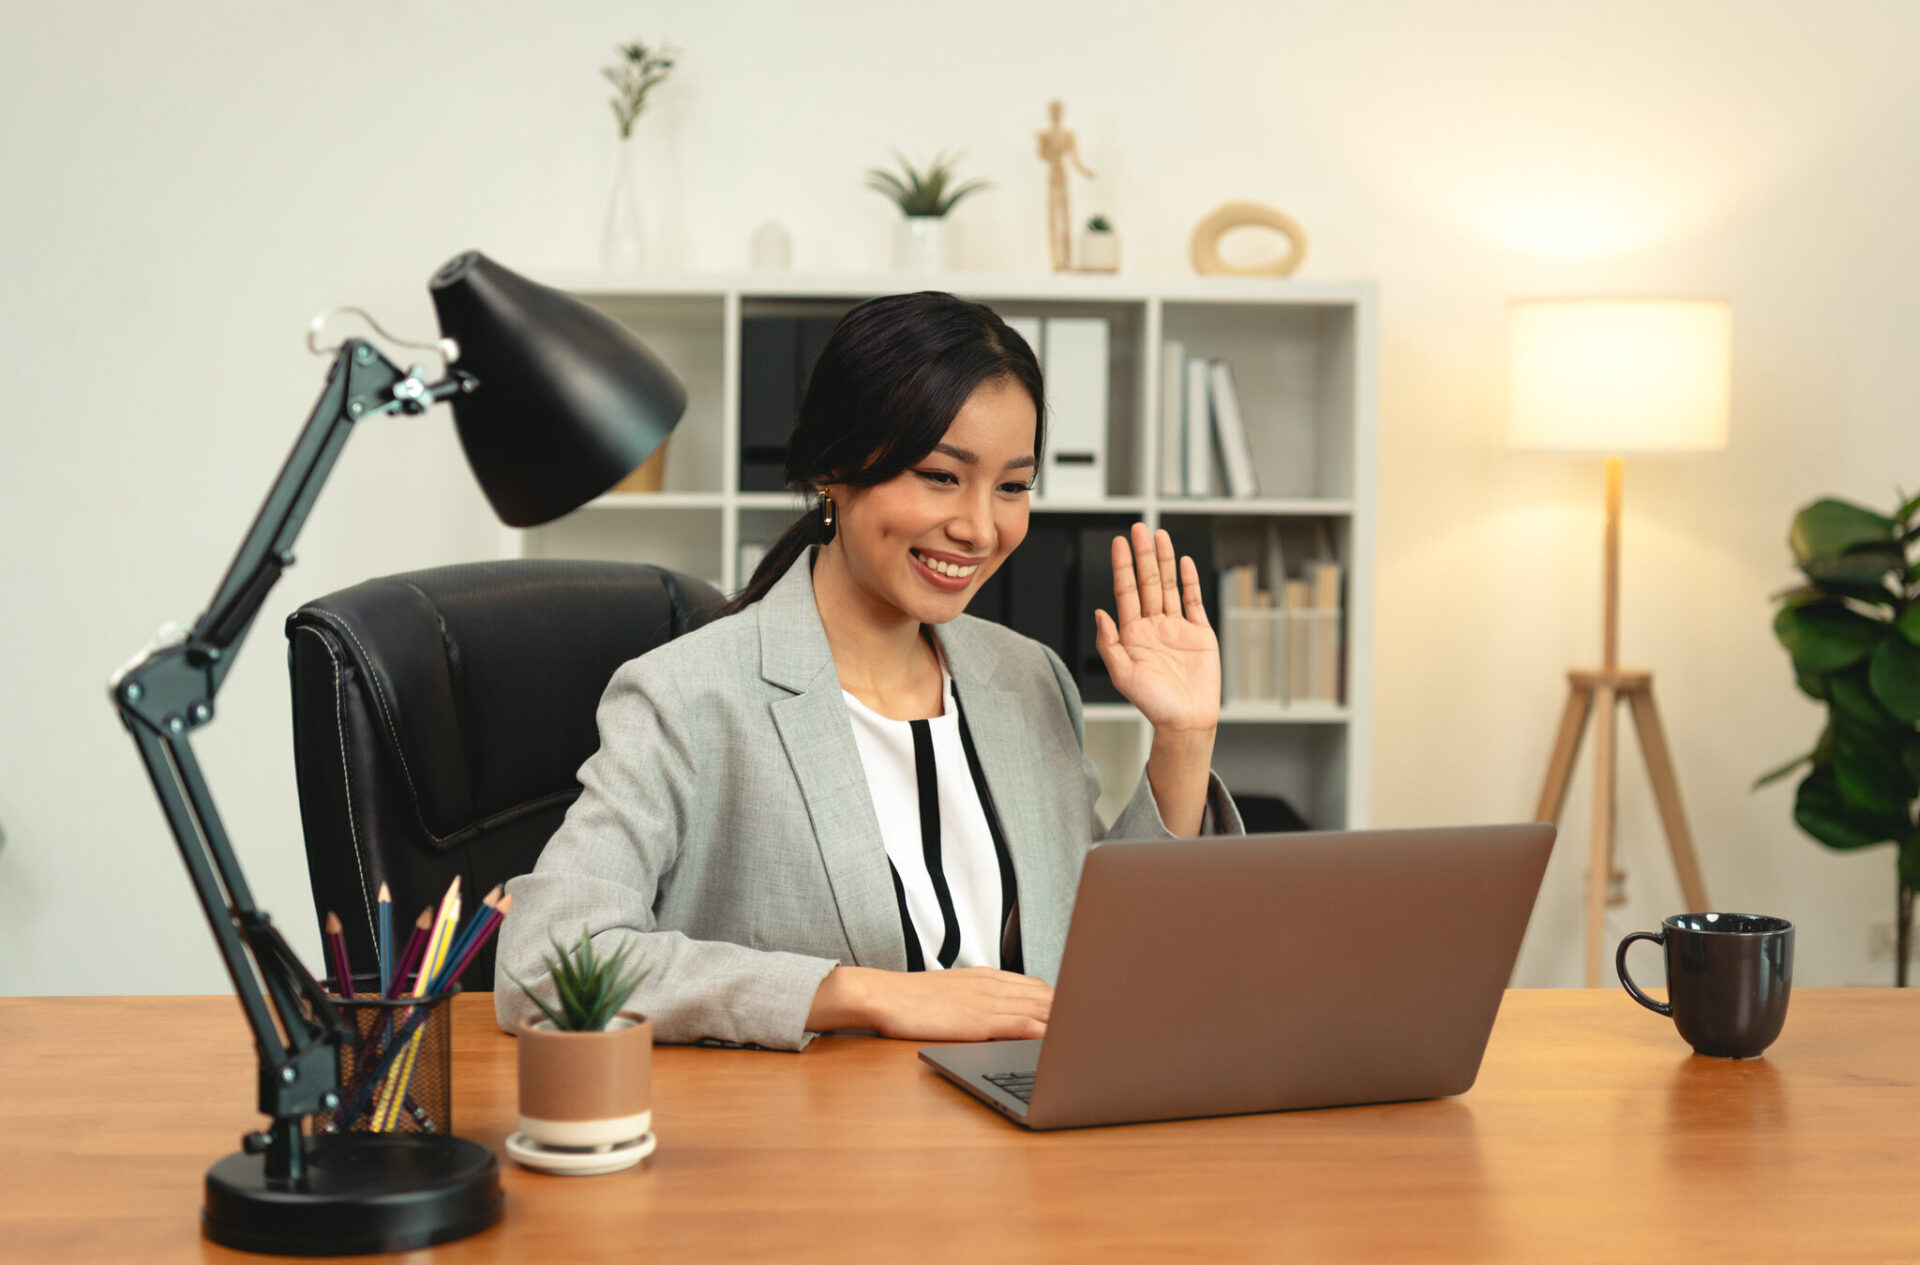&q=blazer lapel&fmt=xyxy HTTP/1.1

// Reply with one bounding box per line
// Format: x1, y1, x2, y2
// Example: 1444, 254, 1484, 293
760, 552, 908, 972
933, 619, 1067, 974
